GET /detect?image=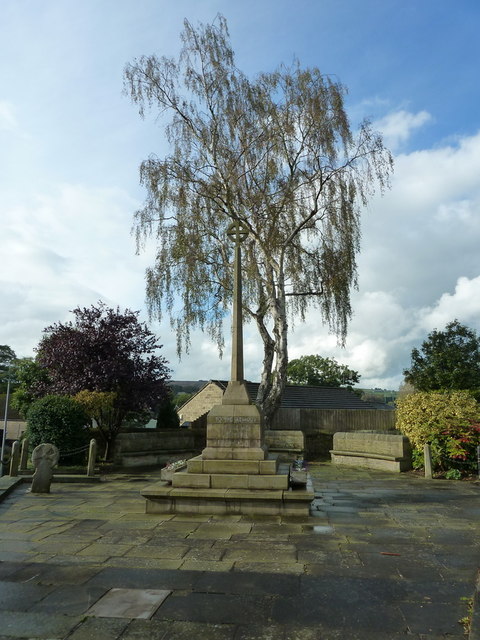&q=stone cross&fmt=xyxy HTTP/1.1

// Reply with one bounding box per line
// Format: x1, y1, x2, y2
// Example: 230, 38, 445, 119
226, 220, 249, 382
31, 443, 59, 493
